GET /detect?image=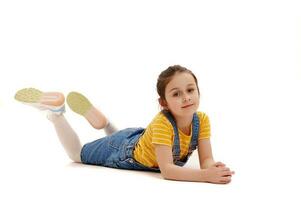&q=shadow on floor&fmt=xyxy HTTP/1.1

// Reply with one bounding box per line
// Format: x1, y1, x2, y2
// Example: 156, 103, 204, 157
65, 162, 162, 179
